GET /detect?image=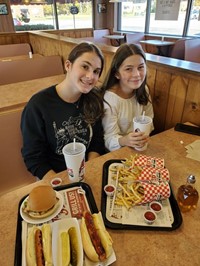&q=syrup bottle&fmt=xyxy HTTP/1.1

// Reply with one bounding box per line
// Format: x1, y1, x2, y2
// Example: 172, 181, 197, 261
177, 175, 199, 212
